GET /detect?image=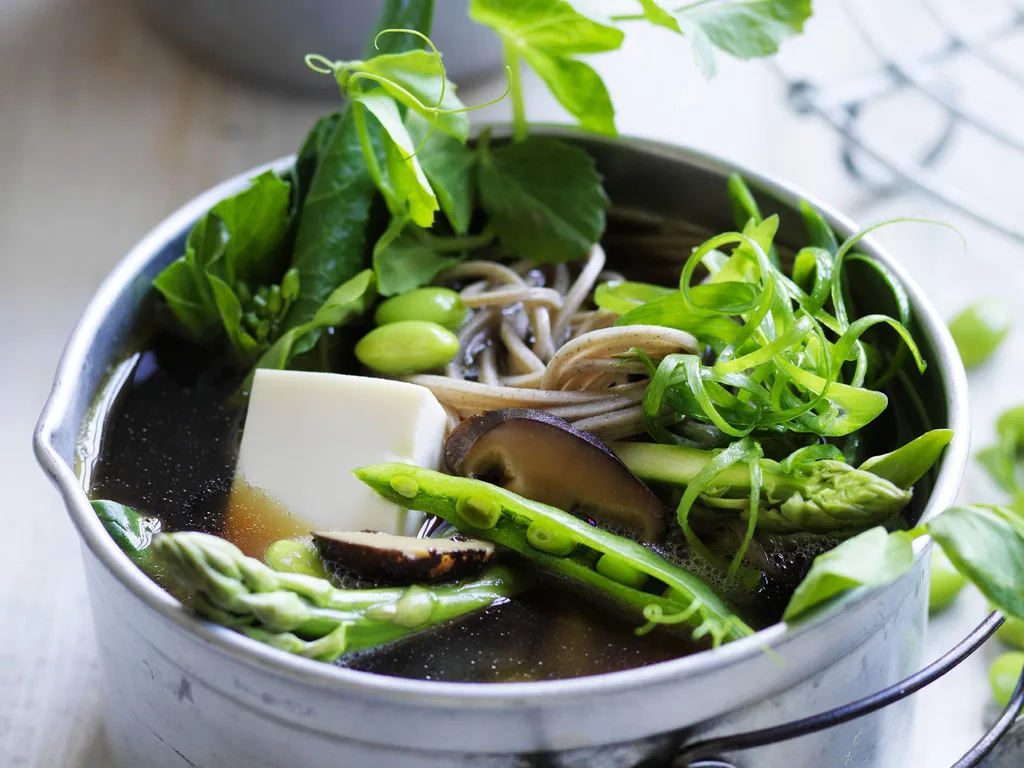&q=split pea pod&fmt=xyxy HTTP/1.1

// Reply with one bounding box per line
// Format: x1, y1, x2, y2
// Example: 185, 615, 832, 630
354, 463, 752, 645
